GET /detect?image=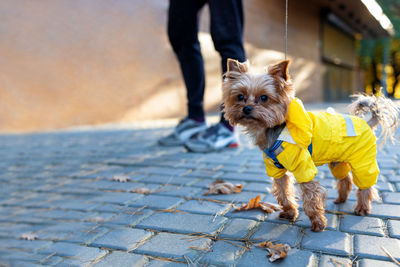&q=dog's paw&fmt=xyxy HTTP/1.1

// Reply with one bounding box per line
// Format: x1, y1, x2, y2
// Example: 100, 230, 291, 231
279, 209, 298, 222
354, 205, 370, 216
310, 215, 327, 232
